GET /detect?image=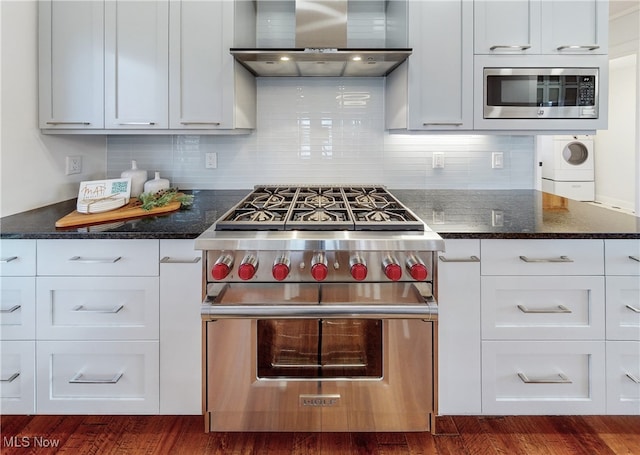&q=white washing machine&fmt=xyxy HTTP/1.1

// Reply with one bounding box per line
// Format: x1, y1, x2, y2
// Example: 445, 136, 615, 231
541, 135, 595, 201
